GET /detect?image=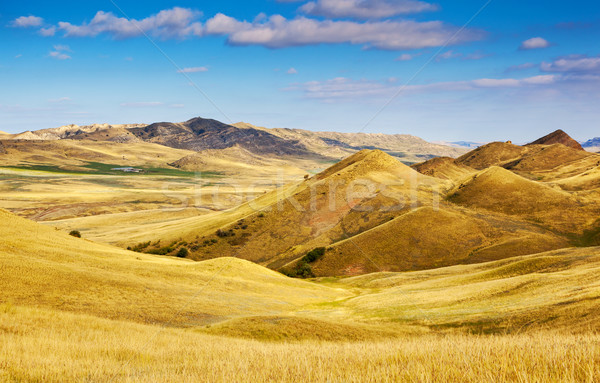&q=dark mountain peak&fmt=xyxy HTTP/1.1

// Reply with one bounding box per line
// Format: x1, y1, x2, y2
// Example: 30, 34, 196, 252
526, 129, 583, 151
126, 116, 315, 157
